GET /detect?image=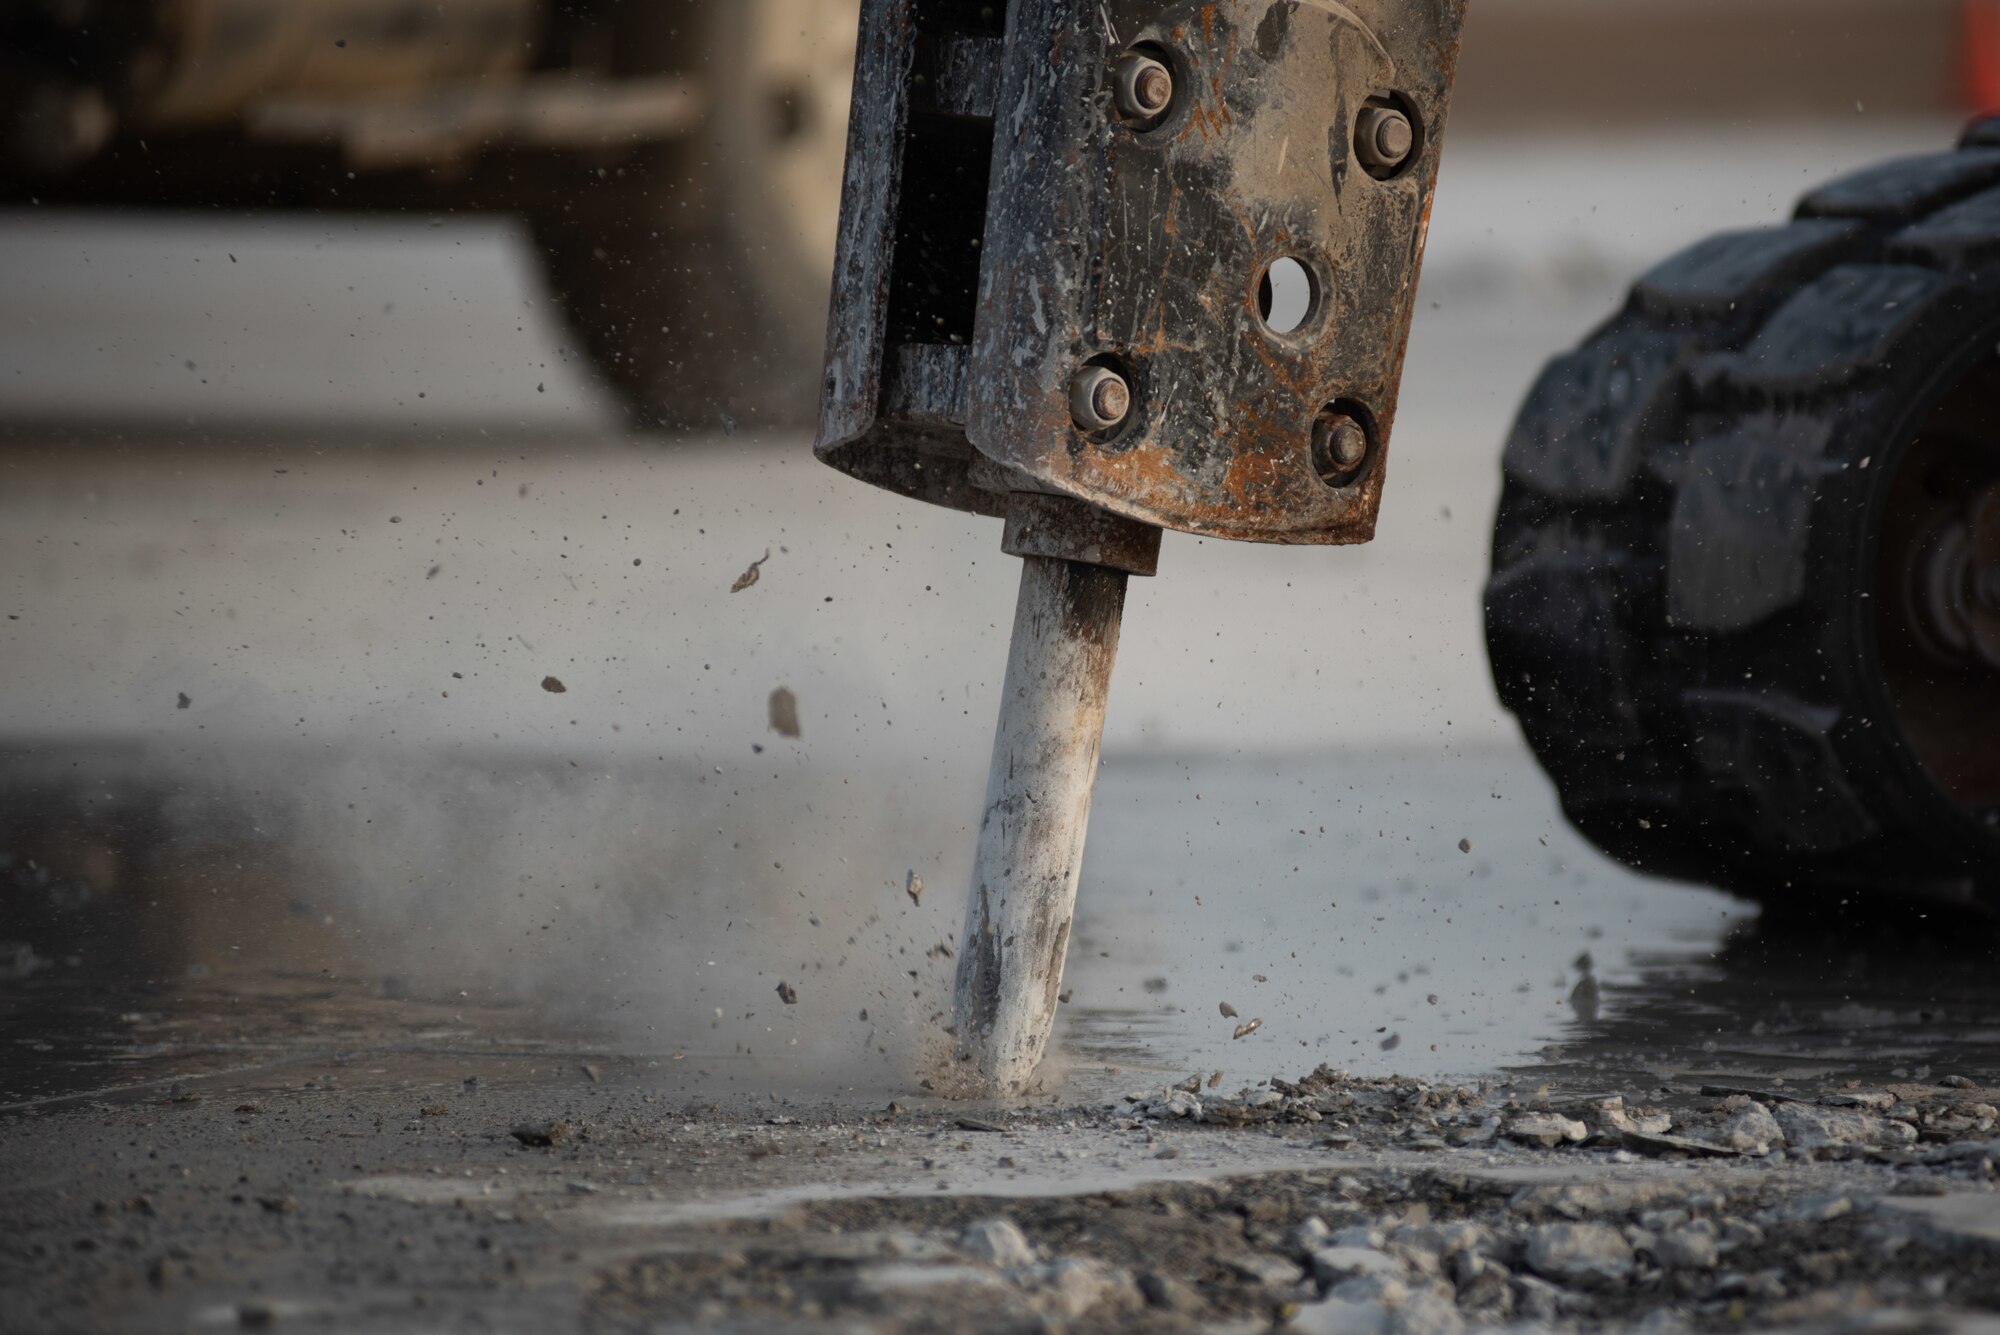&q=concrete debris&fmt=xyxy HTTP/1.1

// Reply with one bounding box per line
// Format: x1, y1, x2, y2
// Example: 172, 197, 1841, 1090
1291, 1296, 1392, 1335
1291, 1216, 1334, 1250
1619, 1129, 1747, 1159
959, 1217, 1035, 1269
1233, 1017, 1264, 1040
1771, 1101, 1918, 1151
1821, 1089, 1895, 1110
1311, 1246, 1406, 1287
1504, 1113, 1589, 1147
775, 980, 798, 1005
1707, 1099, 1785, 1153
1026, 1258, 1138, 1318
1524, 1221, 1635, 1285
1225, 1251, 1306, 1287
1576, 1094, 1672, 1140
767, 687, 801, 738
1652, 1224, 1721, 1270
730, 549, 770, 592
906, 871, 922, 907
